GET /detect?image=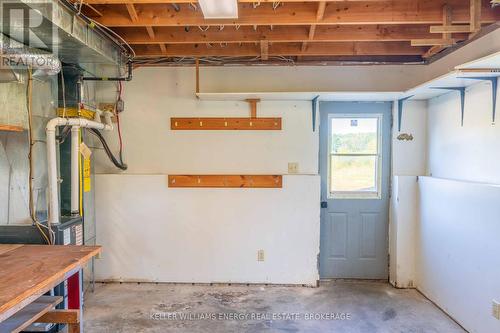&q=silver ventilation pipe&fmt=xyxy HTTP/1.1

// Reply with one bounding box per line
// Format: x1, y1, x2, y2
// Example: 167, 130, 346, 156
0, 34, 61, 75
